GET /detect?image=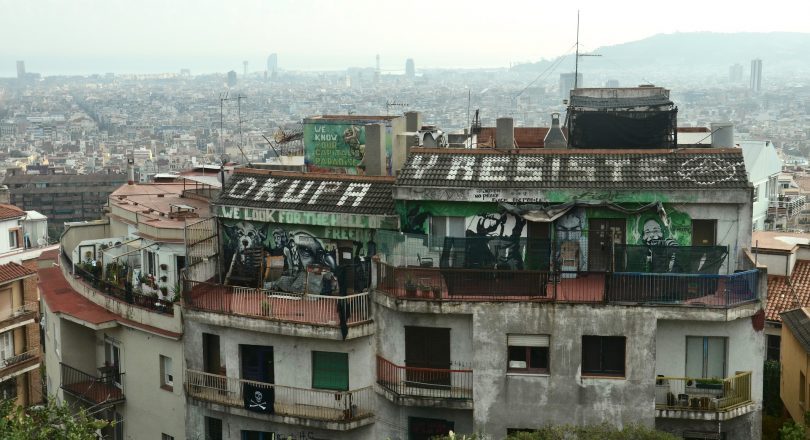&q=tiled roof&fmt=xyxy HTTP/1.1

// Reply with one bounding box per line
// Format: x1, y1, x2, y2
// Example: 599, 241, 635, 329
0, 204, 25, 221
766, 260, 810, 321
477, 127, 554, 148
0, 262, 35, 284
215, 170, 396, 216
395, 149, 750, 190
781, 308, 810, 353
